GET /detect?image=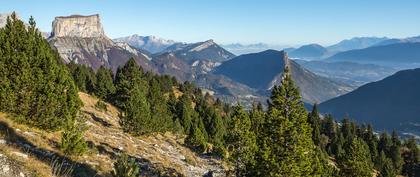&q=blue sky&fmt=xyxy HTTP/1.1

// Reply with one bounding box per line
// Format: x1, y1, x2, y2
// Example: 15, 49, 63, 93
1, 0, 419, 45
